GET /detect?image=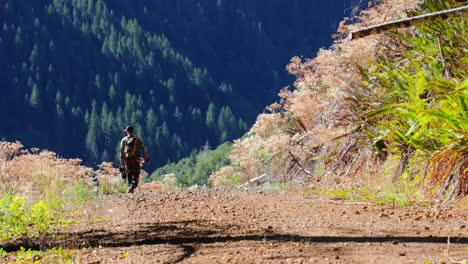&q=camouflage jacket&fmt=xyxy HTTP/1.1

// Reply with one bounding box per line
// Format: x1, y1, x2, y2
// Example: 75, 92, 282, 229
120, 136, 150, 163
